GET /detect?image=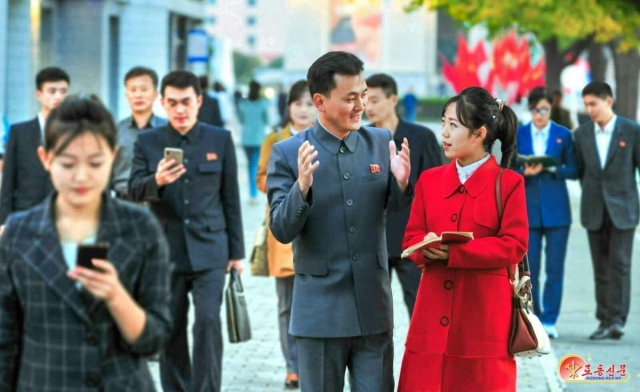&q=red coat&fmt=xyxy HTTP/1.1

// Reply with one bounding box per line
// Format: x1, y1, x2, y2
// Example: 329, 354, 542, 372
398, 157, 528, 392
